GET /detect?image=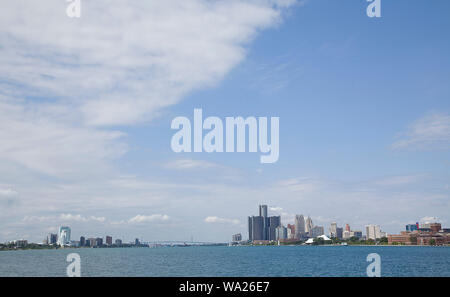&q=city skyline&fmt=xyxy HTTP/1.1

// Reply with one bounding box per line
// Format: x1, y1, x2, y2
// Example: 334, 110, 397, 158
2, 204, 443, 245
1, 0, 449, 243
